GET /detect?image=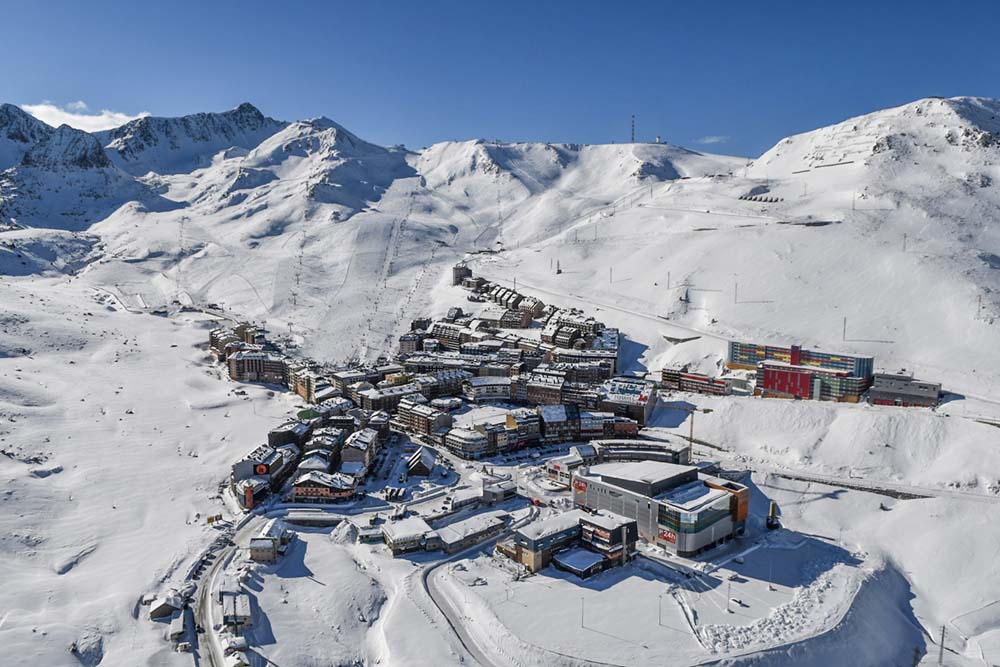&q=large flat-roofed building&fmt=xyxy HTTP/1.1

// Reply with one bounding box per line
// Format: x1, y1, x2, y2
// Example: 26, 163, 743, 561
463, 376, 513, 403
572, 461, 748, 557
868, 372, 941, 408
395, 397, 452, 437
227, 351, 288, 386
546, 439, 690, 488
444, 428, 489, 459
599, 377, 657, 426
728, 341, 874, 384
661, 366, 733, 396
552, 348, 619, 374
356, 382, 422, 411
757, 360, 868, 402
